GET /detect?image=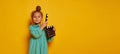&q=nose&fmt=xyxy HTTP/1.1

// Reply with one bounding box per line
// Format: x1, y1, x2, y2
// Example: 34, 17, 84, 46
36, 17, 39, 19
